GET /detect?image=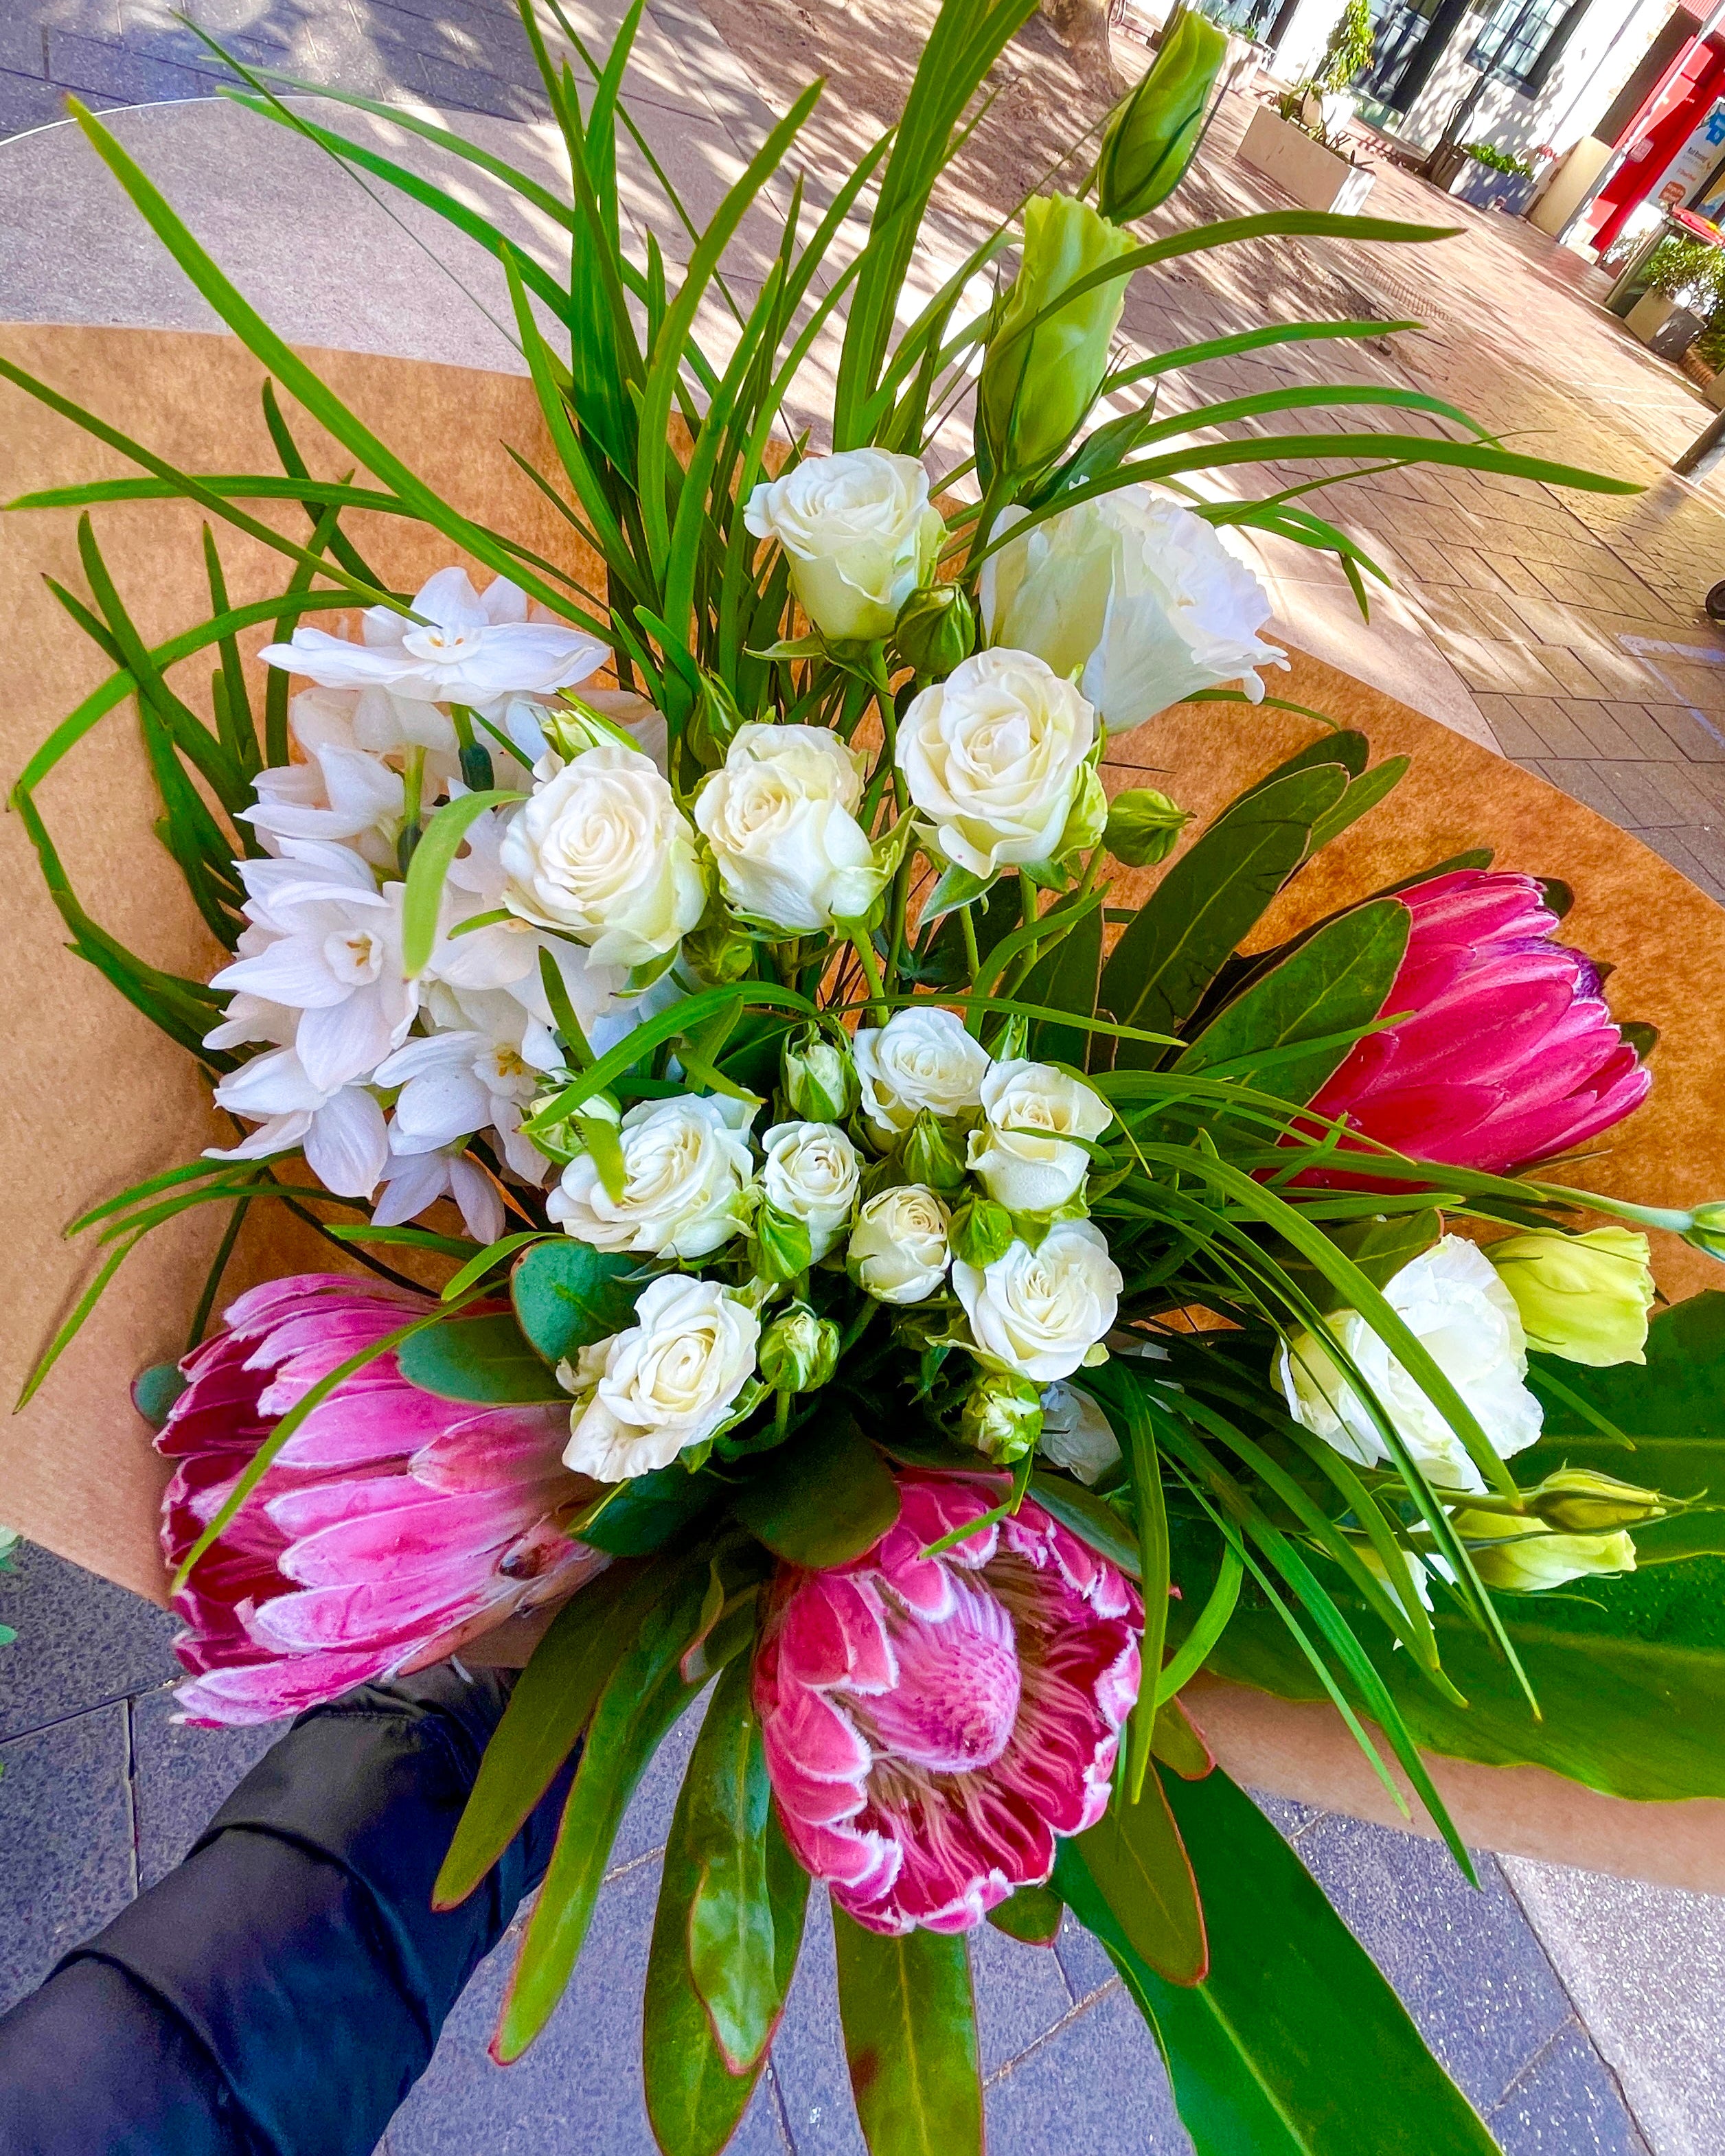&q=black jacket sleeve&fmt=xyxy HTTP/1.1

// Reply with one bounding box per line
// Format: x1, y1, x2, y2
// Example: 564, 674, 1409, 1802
0, 1662, 575, 2156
